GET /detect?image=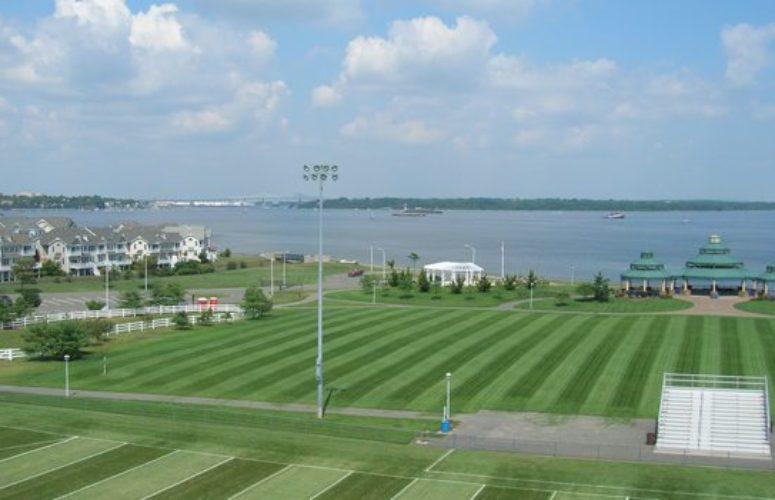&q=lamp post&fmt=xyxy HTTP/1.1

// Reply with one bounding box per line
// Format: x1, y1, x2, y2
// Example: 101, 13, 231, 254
445, 372, 452, 420
377, 247, 386, 282
464, 244, 476, 265
282, 251, 287, 289
370, 245, 374, 273
64, 354, 70, 397
270, 255, 274, 297
144, 254, 149, 295
570, 265, 575, 286
500, 240, 505, 280
104, 259, 110, 311
303, 164, 339, 419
